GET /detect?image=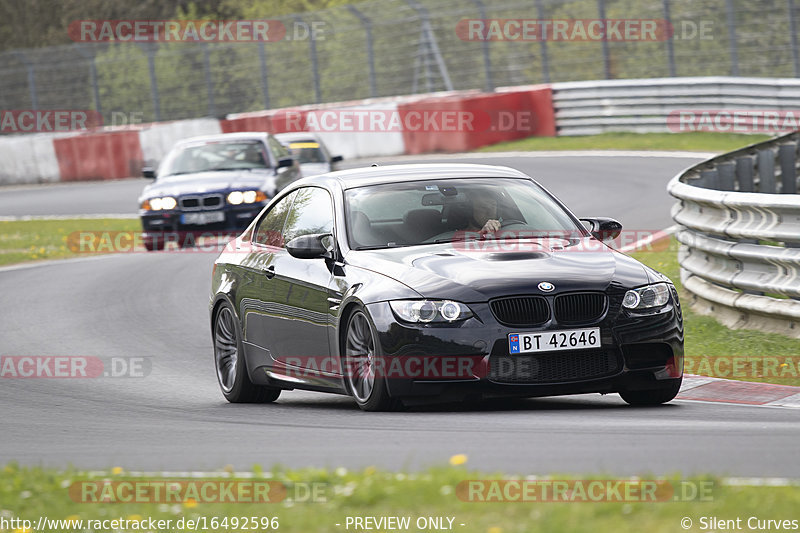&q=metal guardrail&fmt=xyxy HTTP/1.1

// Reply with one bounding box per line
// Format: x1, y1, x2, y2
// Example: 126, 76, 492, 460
668, 130, 800, 338
552, 77, 800, 136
